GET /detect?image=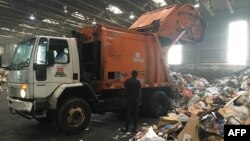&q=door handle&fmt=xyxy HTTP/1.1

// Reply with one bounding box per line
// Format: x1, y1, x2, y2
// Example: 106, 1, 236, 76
36, 84, 46, 86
